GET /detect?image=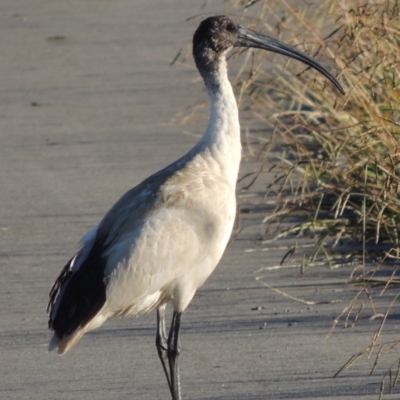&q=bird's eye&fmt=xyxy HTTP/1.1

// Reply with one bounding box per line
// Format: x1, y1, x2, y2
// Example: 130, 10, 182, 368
226, 23, 237, 33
